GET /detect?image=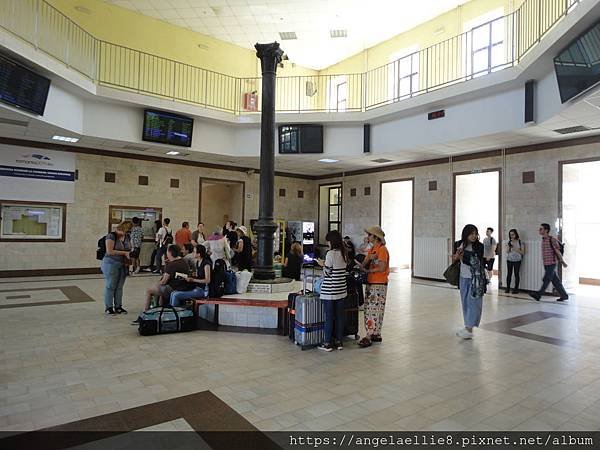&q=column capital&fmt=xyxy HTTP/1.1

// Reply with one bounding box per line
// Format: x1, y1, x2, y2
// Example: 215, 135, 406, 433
255, 42, 284, 75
